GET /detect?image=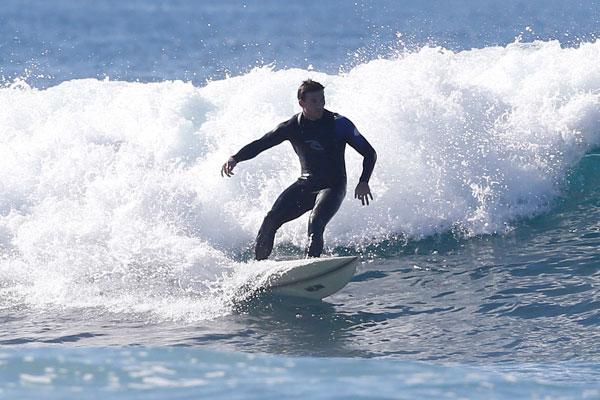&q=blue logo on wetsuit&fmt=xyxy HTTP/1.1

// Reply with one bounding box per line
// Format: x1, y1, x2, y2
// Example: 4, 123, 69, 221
305, 139, 324, 151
